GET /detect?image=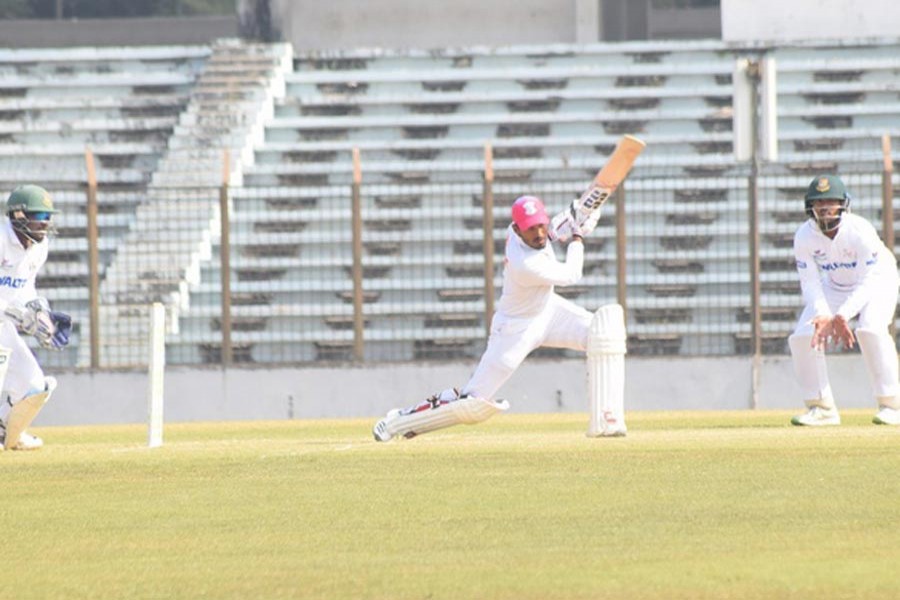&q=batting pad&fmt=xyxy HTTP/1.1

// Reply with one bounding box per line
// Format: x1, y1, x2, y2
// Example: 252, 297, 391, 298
587, 304, 627, 437
385, 396, 510, 440
5, 377, 56, 451
788, 334, 835, 408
